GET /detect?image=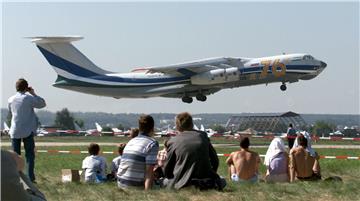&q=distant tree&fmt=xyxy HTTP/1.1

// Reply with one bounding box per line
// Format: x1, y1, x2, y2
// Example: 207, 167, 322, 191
311, 121, 336, 137
54, 108, 75, 130
210, 124, 226, 133
102, 126, 113, 132
116, 123, 124, 131
74, 119, 85, 129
